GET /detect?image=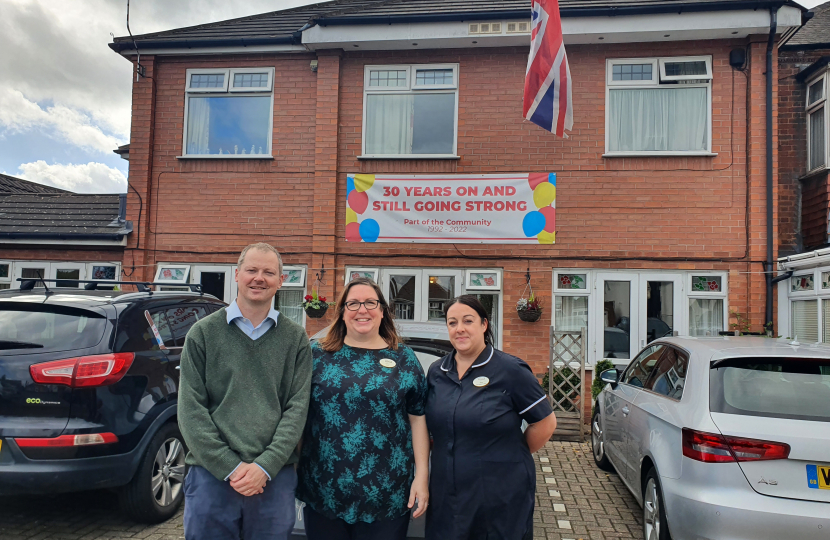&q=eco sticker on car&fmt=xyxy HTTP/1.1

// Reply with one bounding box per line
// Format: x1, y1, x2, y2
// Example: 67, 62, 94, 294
145, 310, 169, 351
807, 464, 830, 490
